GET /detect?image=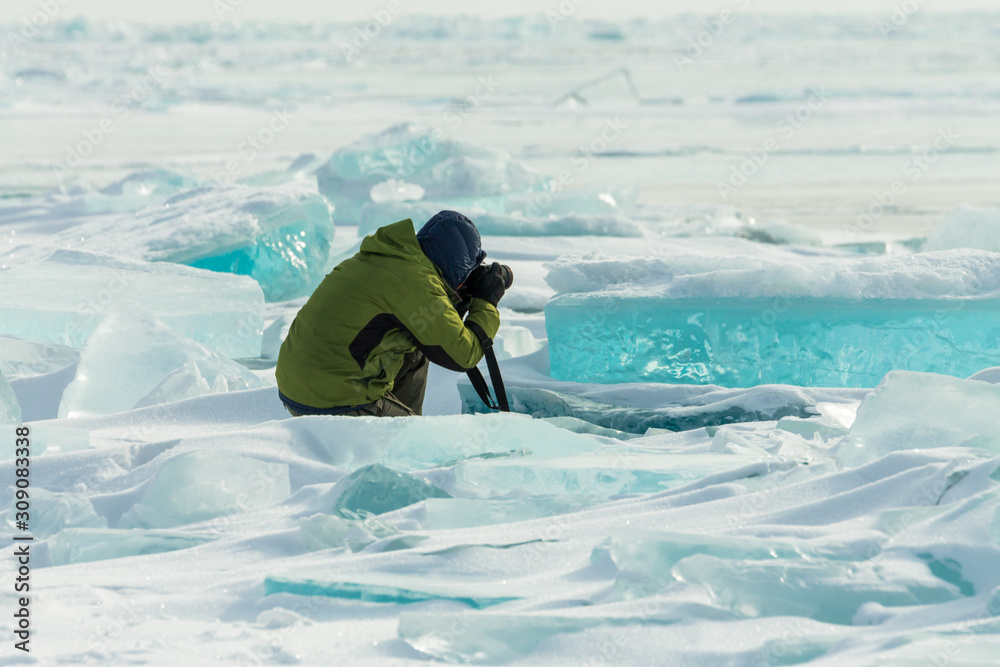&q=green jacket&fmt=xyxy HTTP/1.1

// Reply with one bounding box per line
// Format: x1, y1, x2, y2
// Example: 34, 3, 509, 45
276, 219, 500, 408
